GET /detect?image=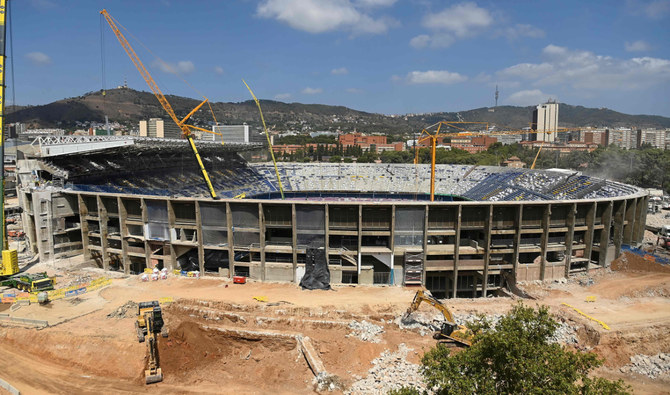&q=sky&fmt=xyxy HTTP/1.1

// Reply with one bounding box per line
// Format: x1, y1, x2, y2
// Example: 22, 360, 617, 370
10, 0, 670, 117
